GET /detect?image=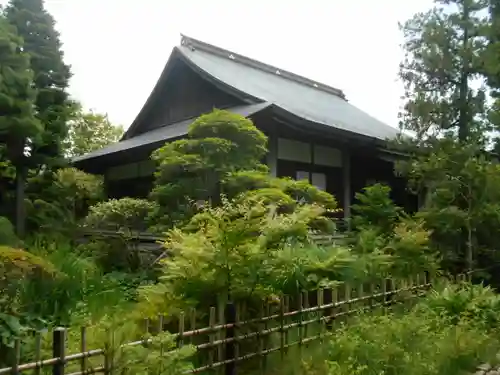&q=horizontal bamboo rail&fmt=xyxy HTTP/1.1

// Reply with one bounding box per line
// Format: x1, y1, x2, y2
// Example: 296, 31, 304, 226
0, 274, 432, 375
